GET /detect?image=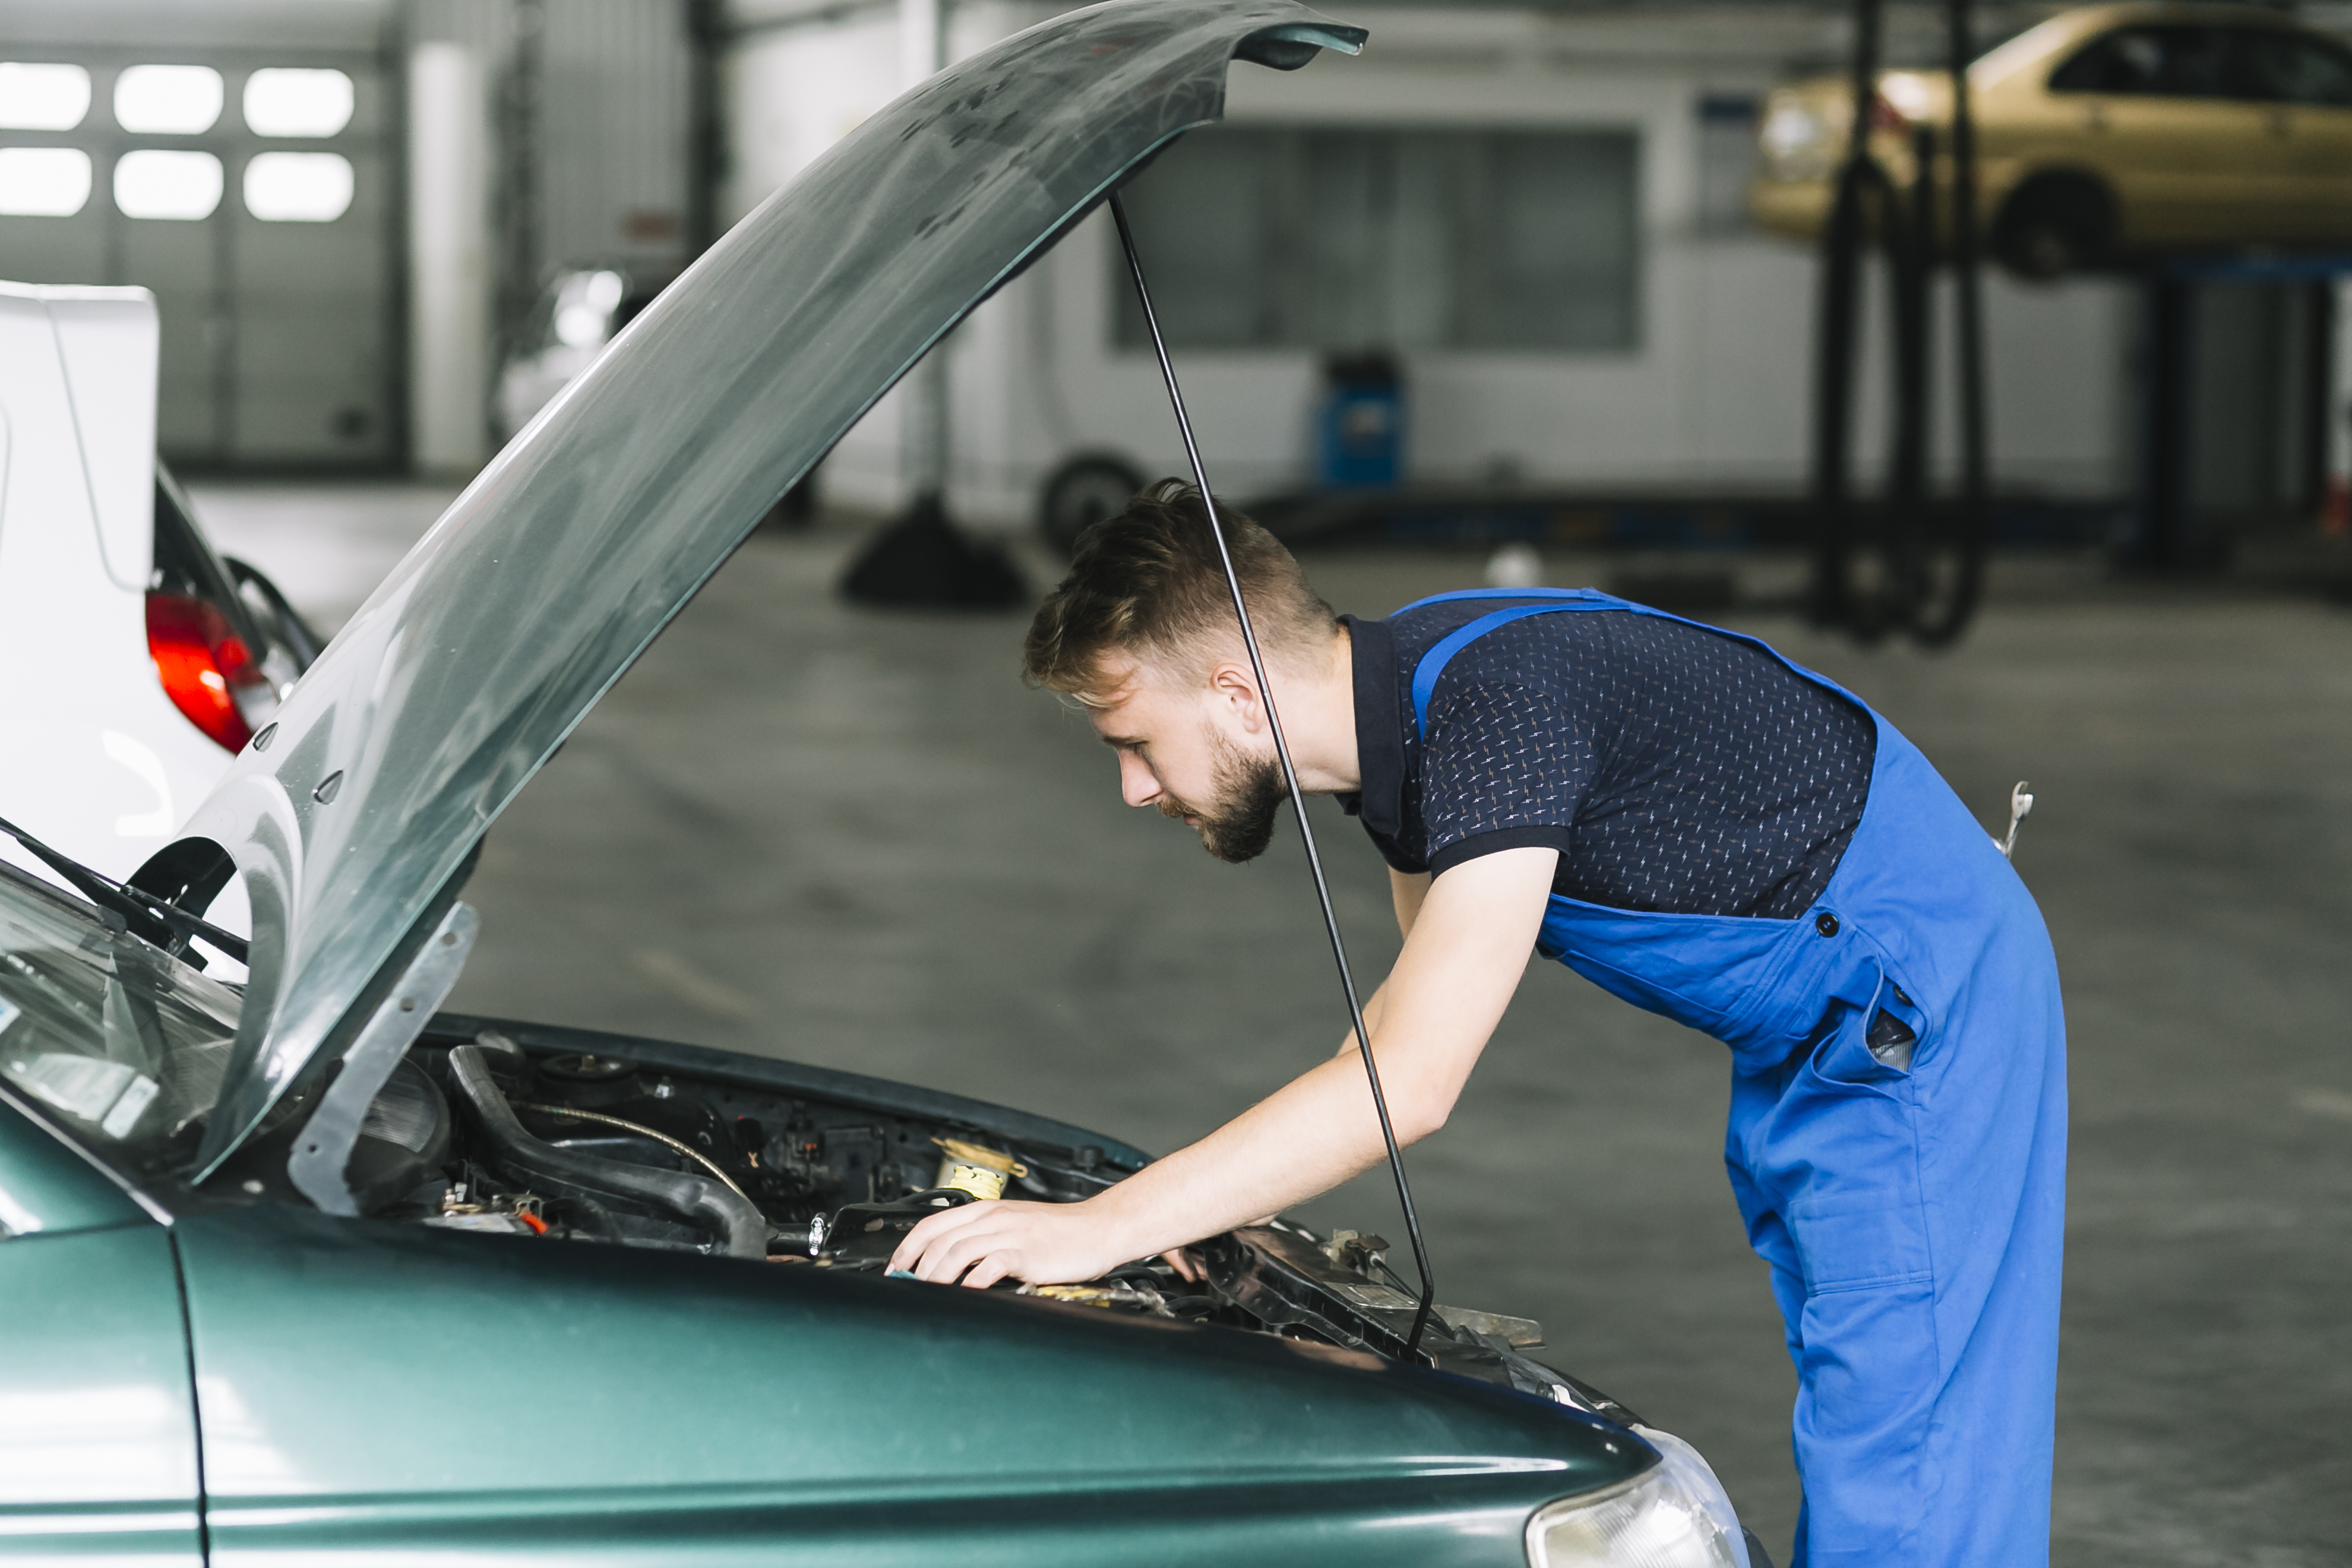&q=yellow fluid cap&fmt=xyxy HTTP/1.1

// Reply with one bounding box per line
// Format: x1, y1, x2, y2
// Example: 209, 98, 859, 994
932, 1137, 1027, 1200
